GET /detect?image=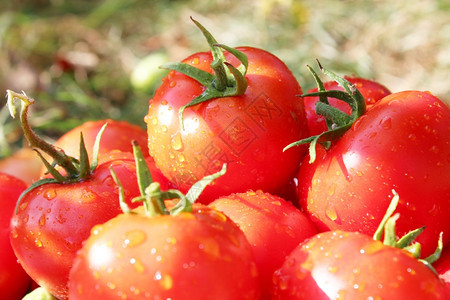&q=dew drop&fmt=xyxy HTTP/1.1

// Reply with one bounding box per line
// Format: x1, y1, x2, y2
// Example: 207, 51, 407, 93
19, 202, 28, 211
34, 238, 43, 248
169, 81, 176, 88
123, 230, 147, 248
427, 204, 440, 216
44, 189, 57, 200
191, 57, 200, 65
171, 133, 184, 151
39, 215, 46, 226
360, 240, 383, 255
379, 117, 392, 130
130, 258, 146, 273
325, 203, 338, 221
